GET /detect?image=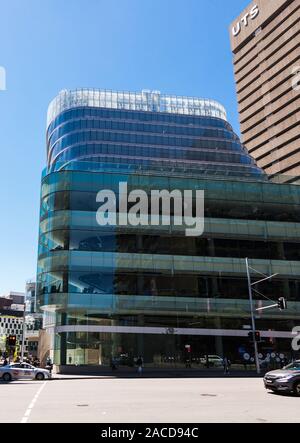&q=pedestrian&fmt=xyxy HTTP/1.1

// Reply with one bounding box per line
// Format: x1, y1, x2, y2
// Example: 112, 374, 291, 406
46, 357, 53, 375
185, 358, 191, 368
3, 358, 8, 366
223, 356, 231, 375
110, 357, 117, 371
136, 356, 143, 375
